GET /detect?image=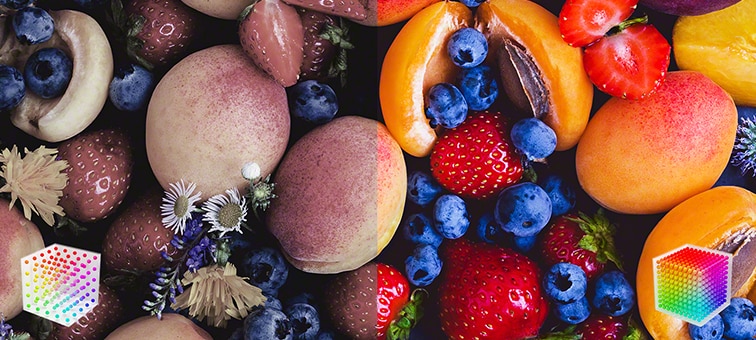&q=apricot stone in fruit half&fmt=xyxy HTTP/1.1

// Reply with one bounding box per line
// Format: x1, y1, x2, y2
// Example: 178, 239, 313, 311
576, 71, 737, 215
104, 313, 212, 339
0, 200, 44, 320
637, 186, 756, 339
266, 116, 407, 274
145, 44, 290, 200
0, 10, 112, 143
640, 0, 741, 16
